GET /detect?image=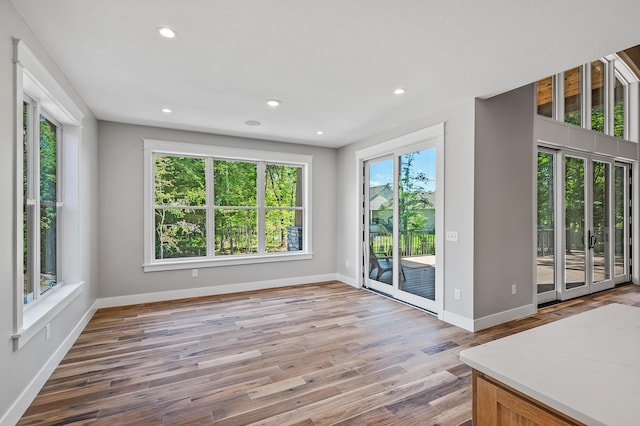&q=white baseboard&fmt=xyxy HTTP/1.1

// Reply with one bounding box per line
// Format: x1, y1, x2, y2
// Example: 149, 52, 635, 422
442, 309, 474, 332
336, 273, 359, 288
1, 301, 98, 426
473, 303, 537, 331
97, 273, 339, 308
